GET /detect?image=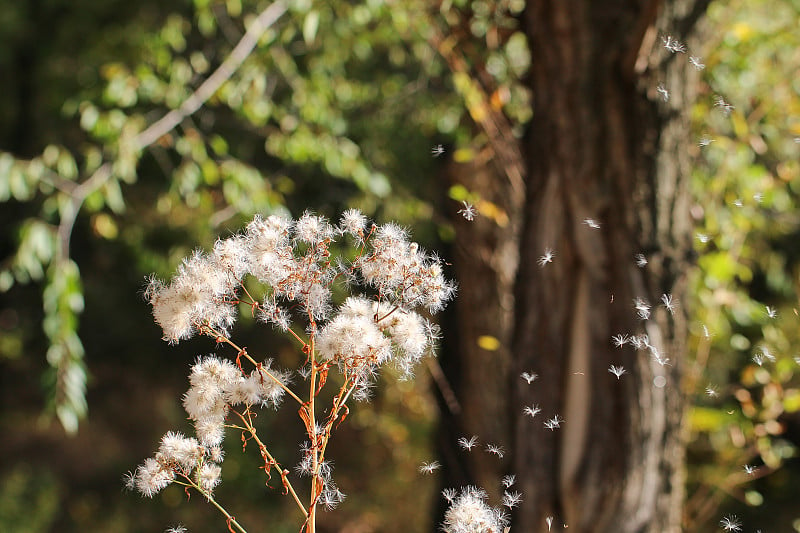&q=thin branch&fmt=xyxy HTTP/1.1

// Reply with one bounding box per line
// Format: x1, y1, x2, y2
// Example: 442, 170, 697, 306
426, 357, 461, 415
314, 376, 360, 466
192, 483, 248, 533
134, 1, 288, 149
308, 336, 319, 533
427, 23, 526, 200
231, 408, 308, 518
56, 163, 112, 262
202, 325, 304, 406
55, 0, 288, 262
